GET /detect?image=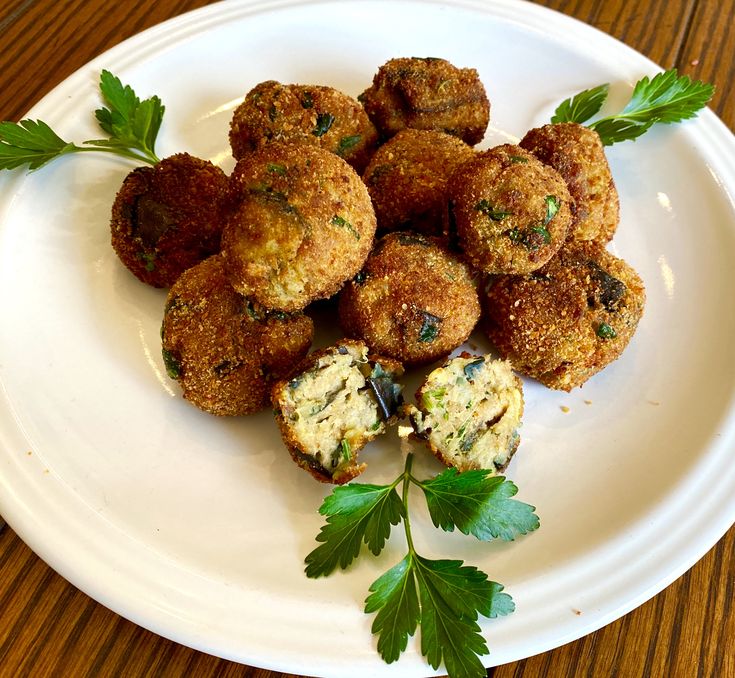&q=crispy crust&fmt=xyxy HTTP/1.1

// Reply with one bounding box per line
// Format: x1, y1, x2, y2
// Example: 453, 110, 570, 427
483, 241, 645, 390
161, 254, 313, 415
359, 57, 490, 145
110, 153, 230, 288
446, 144, 573, 275
229, 80, 379, 173
520, 122, 619, 244
362, 129, 476, 235
222, 143, 377, 311
338, 232, 481, 365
